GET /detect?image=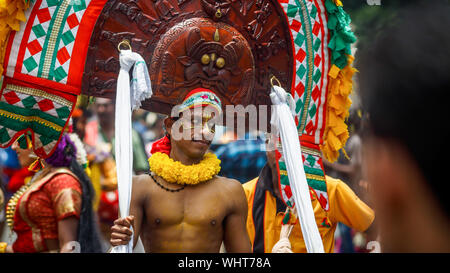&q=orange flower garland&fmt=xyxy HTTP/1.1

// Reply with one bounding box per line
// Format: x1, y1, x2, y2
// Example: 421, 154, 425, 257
148, 152, 221, 185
